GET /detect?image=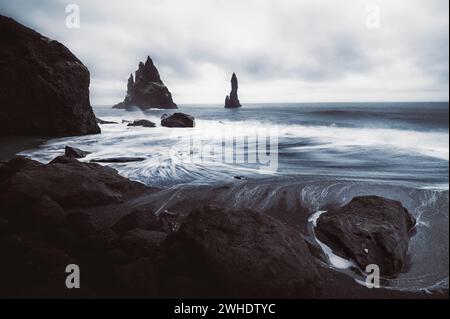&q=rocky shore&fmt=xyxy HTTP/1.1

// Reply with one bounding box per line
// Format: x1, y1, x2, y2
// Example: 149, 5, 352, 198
0, 156, 446, 298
